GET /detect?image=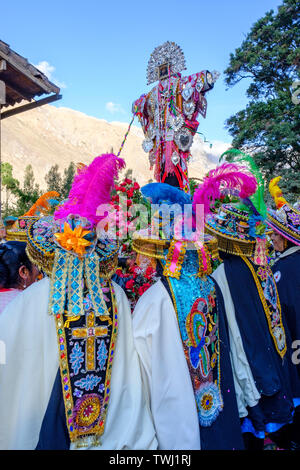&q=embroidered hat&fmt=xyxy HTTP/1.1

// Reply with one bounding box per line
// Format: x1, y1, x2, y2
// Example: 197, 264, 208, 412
267, 176, 300, 246
6, 191, 60, 242
200, 151, 268, 264
26, 154, 124, 276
